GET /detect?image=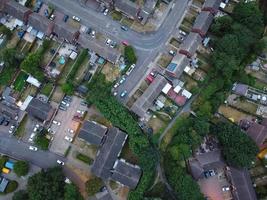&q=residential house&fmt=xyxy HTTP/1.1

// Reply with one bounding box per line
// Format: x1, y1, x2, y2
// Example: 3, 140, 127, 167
89, 190, 114, 200
232, 83, 248, 96
26, 98, 55, 123
78, 120, 108, 145
202, 0, 221, 15
78, 34, 121, 64
165, 54, 190, 78
192, 11, 214, 38
179, 32, 202, 58
0, 0, 9, 12
53, 22, 80, 43
0, 102, 19, 120
130, 75, 168, 118
138, 0, 157, 24
3, 0, 32, 23
28, 12, 54, 36
114, 0, 139, 20
2, 87, 16, 104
